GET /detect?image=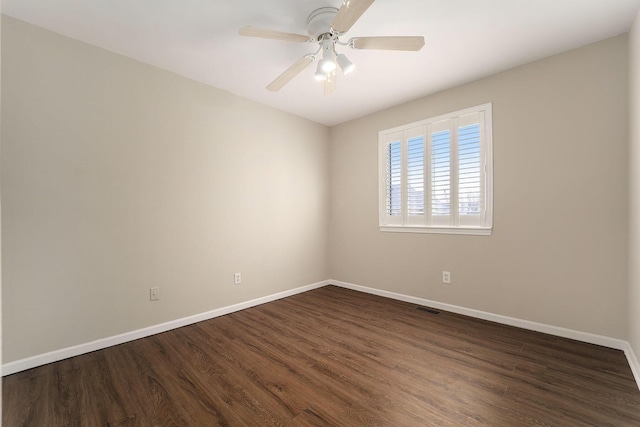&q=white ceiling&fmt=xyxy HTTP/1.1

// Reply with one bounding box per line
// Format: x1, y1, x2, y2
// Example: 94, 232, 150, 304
3, 0, 640, 126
